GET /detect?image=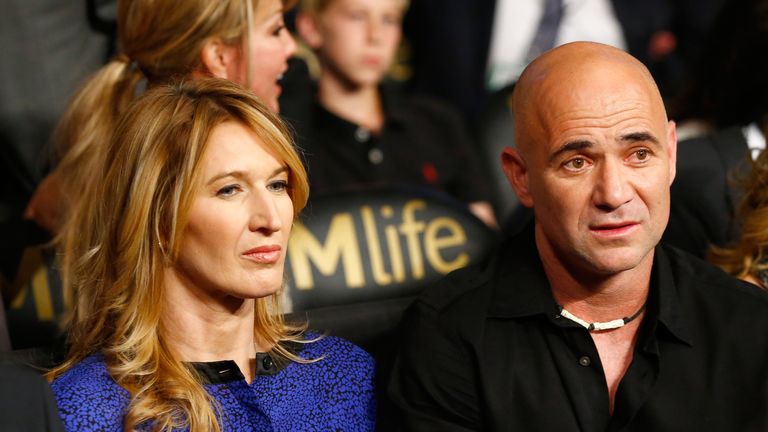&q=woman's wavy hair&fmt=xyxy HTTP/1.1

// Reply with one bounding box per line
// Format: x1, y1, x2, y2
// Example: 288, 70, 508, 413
48, 78, 310, 432
54, 0, 295, 217
709, 136, 768, 286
